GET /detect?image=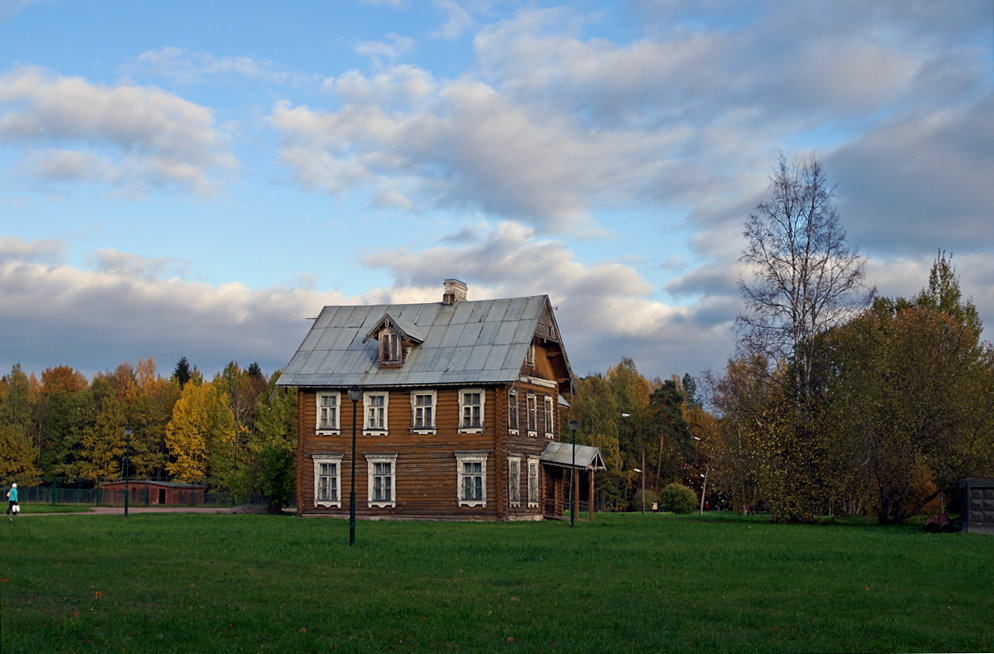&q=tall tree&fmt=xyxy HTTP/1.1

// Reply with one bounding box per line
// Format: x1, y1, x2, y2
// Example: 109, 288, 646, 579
648, 379, 694, 493
173, 356, 192, 389
165, 381, 236, 487
826, 256, 994, 523
738, 152, 873, 418
736, 152, 873, 521
233, 373, 299, 512
564, 374, 625, 509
